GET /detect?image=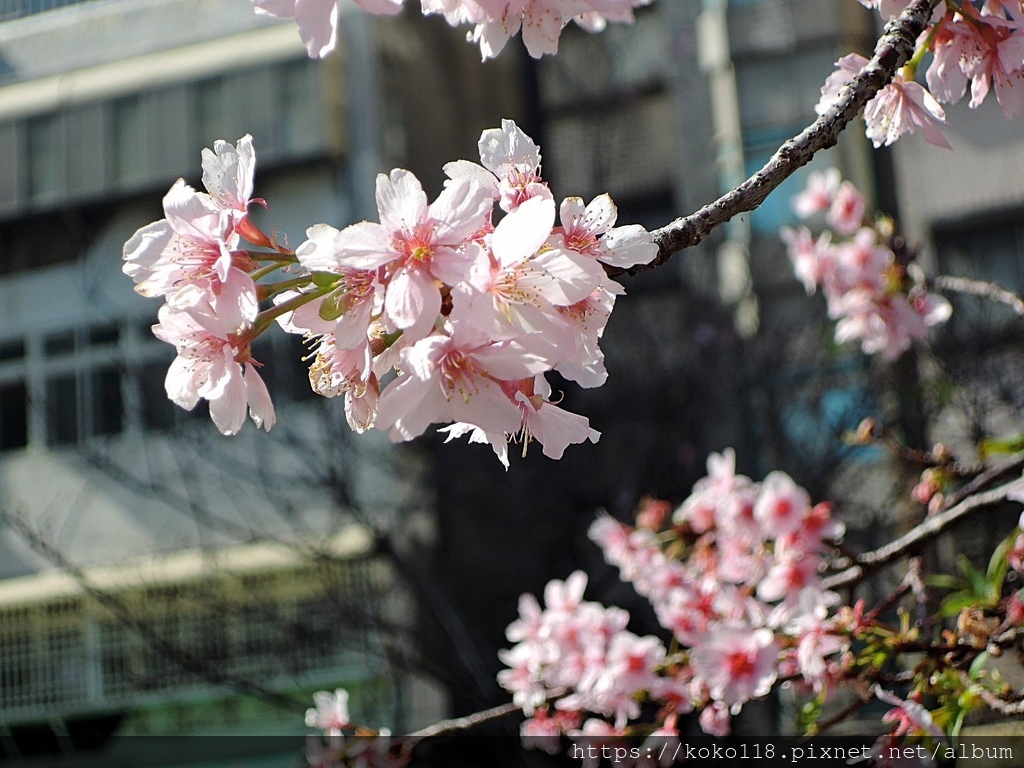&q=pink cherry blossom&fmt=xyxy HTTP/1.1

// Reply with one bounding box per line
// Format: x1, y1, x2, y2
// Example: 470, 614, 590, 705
555, 194, 658, 269
305, 687, 351, 736
698, 702, 732, 737
690, 624, 779, 709
123, 180, 257, 335
152, 304, 275, 435
818, 54, 951, 149
201, 134, 260, 223
293, 223, 382, 349
792, 168, 840, 219
374, 321, 560, 442
445, 119, 552, 213
827, 181, 867, 236
331, 170, 492, 342
754, 471, 811, 538
781, 226, 835, 293
252, 0, 402, 58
